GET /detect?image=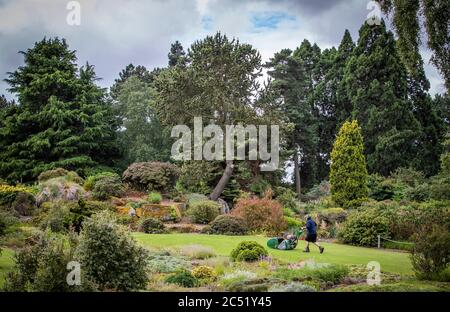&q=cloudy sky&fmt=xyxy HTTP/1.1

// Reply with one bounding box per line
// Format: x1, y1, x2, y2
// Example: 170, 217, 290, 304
0, 0, 446, 100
